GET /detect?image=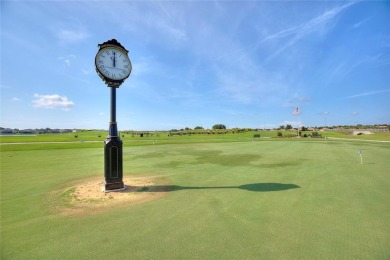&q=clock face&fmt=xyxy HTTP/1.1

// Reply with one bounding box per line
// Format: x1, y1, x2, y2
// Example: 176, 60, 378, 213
95, 47, 132, 81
